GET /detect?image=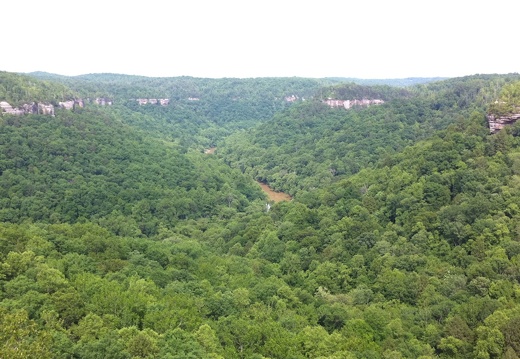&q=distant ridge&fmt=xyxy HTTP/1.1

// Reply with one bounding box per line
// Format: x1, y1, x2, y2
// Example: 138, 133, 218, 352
323, 77, 448, 87
26, 71, 70, 79
27, 71, 446, 86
